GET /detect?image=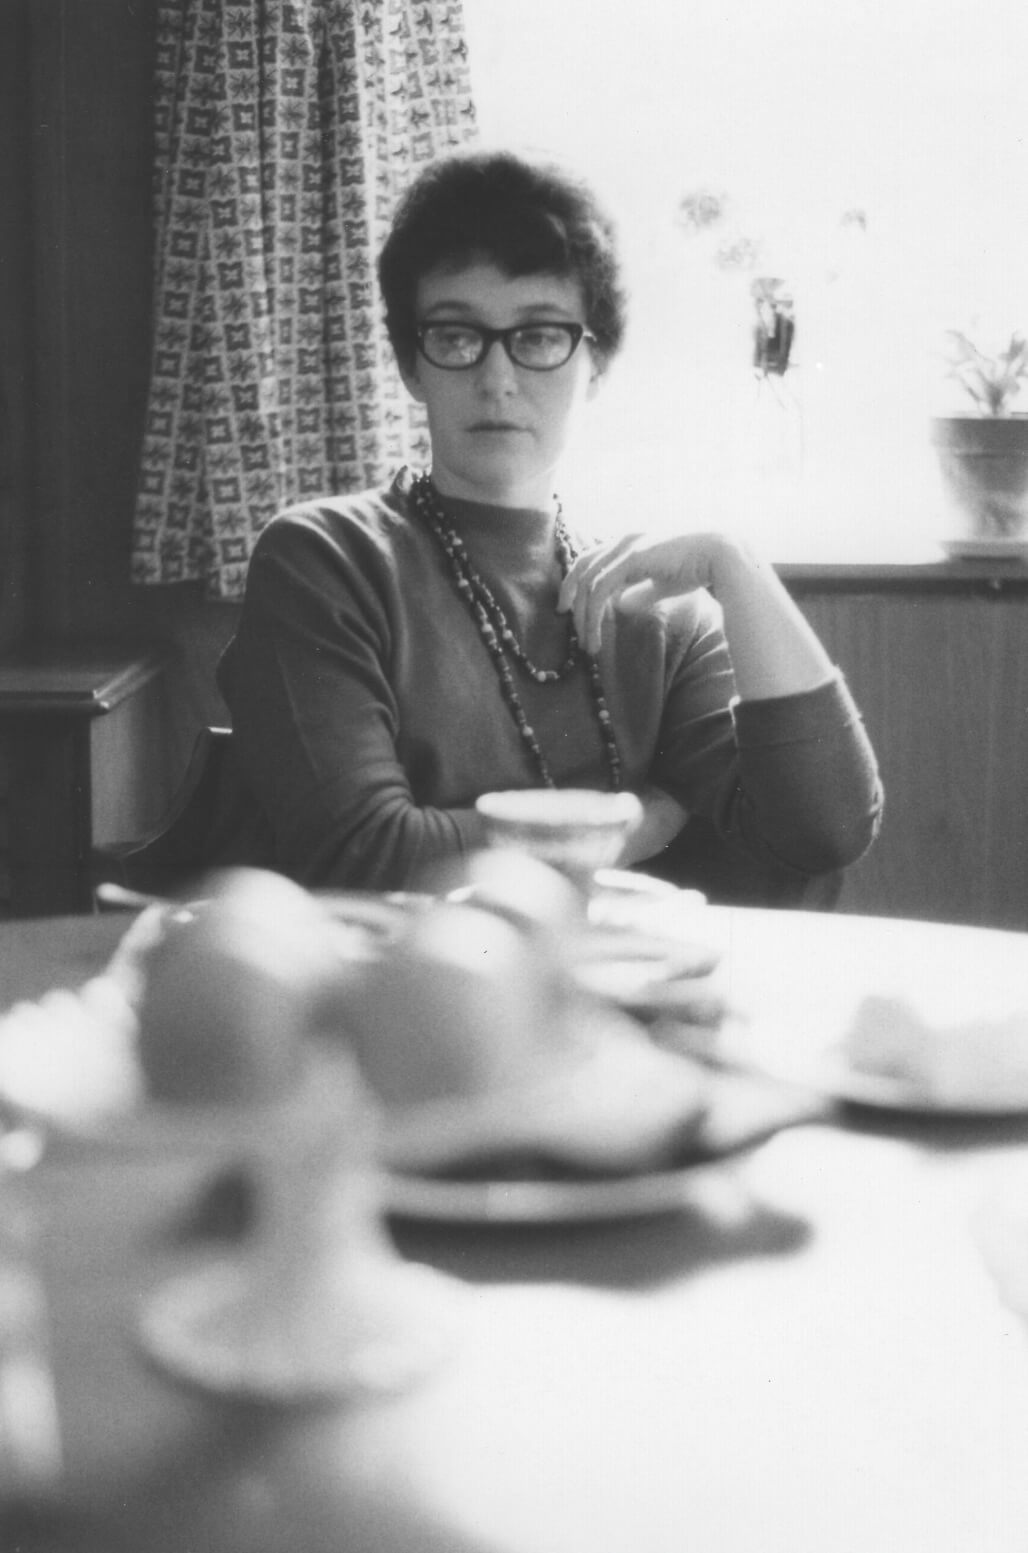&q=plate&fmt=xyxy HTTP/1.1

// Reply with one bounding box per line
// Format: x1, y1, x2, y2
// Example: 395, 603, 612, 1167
378, 1058, 821, 1224
575, 875, 720, 1015
571, 935, 723, 1017
939, 537, 1028, 562
381, 1157, 728, 1223
800, 1049, 1028, 1118
678, 1023, 1028, 1120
